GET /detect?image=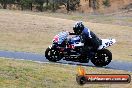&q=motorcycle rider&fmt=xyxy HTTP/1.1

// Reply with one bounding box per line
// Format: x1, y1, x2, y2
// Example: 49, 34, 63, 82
70, 21, 100, 61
